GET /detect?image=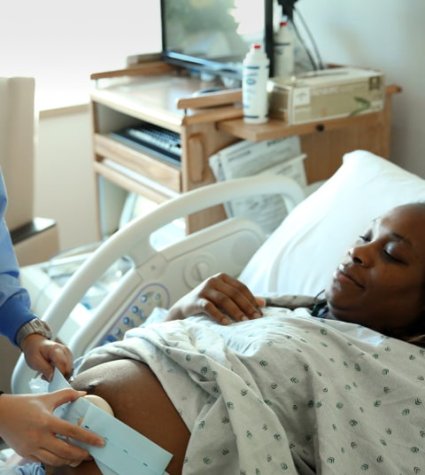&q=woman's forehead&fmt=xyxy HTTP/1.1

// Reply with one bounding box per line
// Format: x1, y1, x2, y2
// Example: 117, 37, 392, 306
385, 204, 425, 224
379, 204, 425, 244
